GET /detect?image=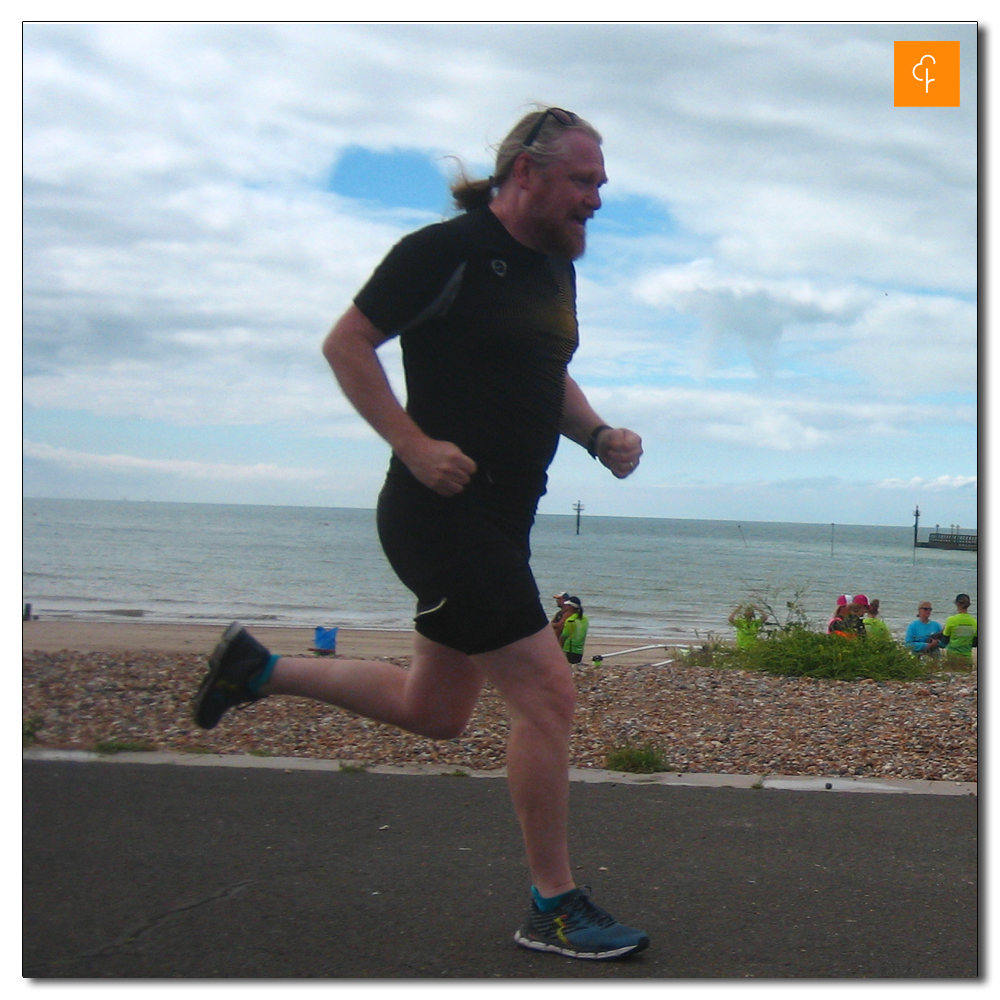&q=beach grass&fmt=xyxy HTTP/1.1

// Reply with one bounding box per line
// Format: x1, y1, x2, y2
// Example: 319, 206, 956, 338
705, 626, 972, 682
23, 714, 44, 746
605, 743, 671, 774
